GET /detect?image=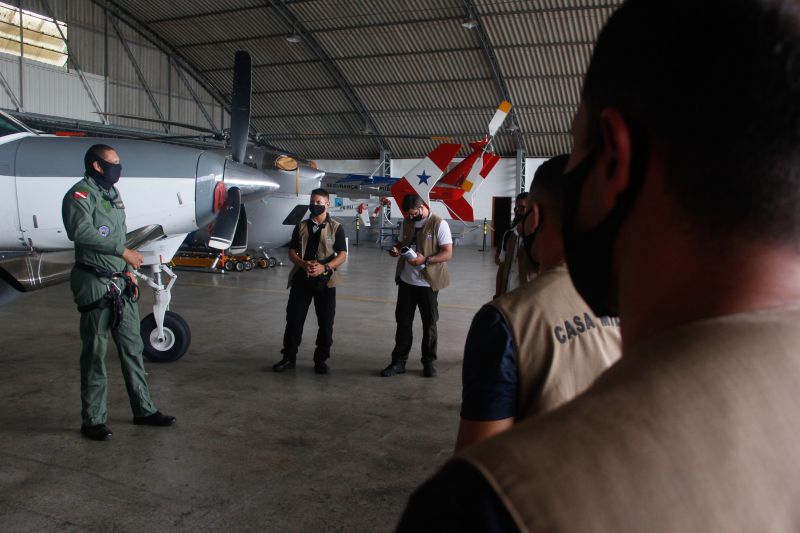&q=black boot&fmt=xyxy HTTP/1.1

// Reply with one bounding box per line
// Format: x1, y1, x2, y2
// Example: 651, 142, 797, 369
272, 358, 296, 372
133, 411, 176, 426
422, 360, 437, 378
81, 423, 113, 441
381, 360, 406, 377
